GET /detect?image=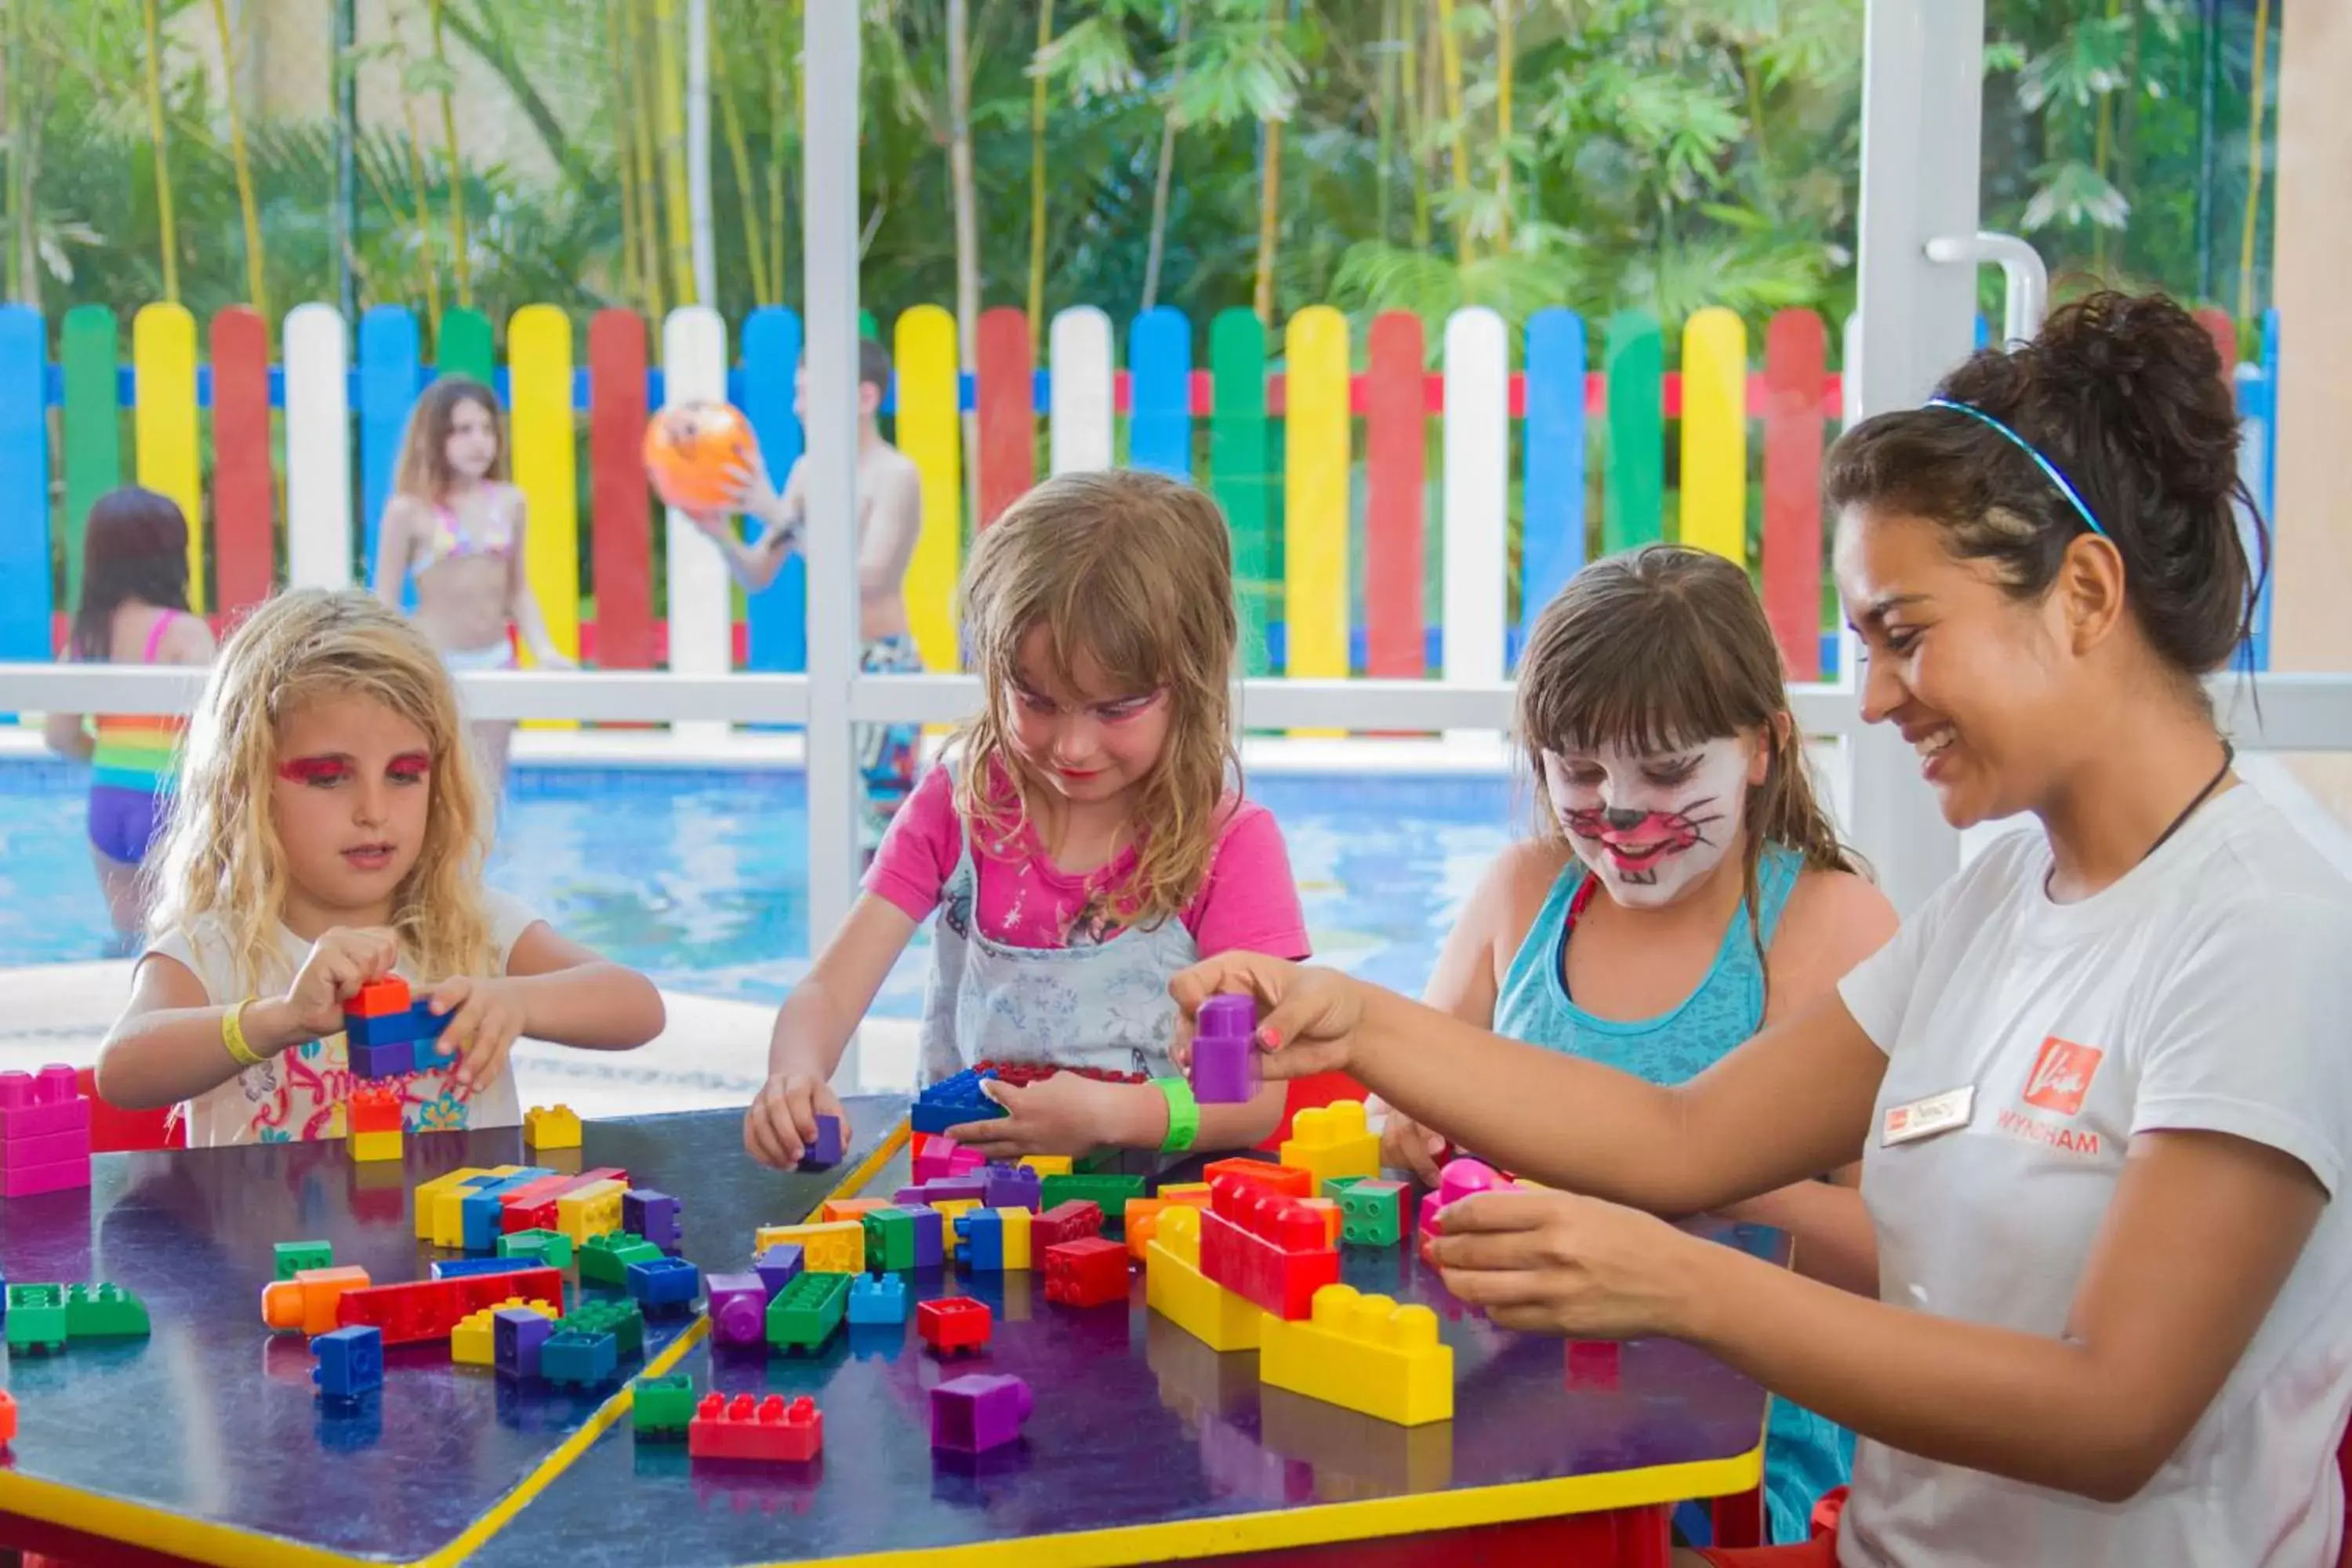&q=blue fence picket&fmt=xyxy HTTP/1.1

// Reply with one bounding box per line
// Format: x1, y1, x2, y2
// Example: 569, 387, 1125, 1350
741, 307, 807, 674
